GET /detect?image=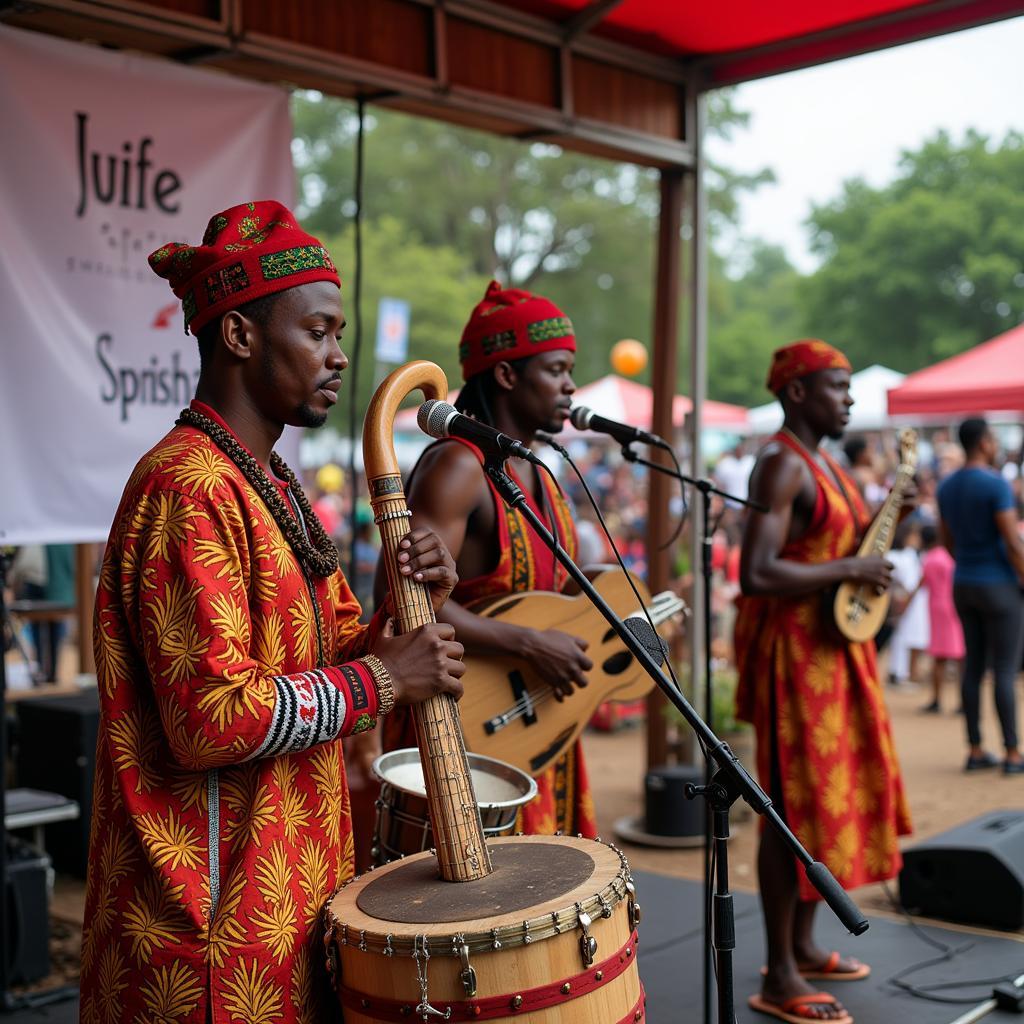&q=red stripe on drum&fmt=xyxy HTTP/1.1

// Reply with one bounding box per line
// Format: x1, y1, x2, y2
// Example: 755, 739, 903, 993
338, 928, 641, 1021
616, 986, 646, 1024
